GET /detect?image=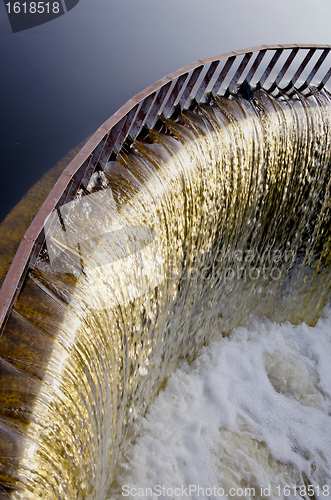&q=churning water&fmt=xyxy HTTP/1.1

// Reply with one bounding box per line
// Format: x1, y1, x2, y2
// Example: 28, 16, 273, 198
107, 307, 331, 500
1, 87, 331, 499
